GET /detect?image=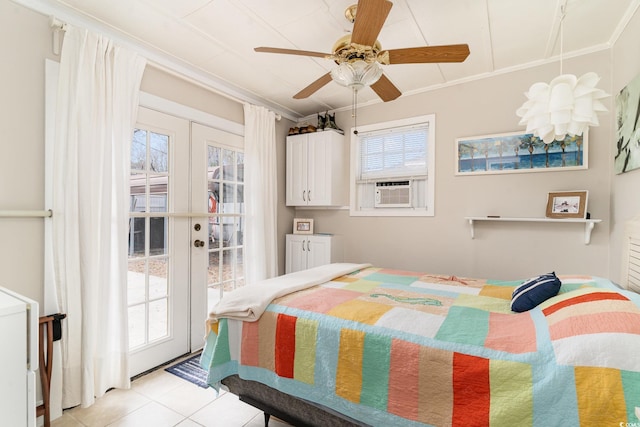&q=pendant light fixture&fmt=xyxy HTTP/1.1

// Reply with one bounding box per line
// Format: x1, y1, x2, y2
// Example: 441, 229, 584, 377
515, 5, 608, 143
